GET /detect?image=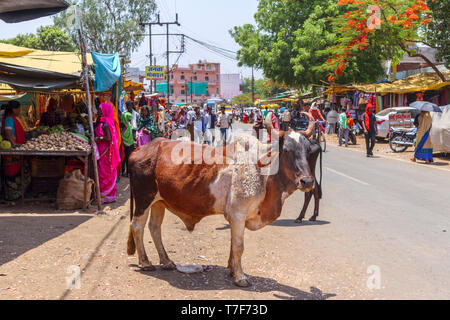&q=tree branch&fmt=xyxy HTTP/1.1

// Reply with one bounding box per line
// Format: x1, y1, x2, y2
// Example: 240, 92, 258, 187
398, 42, 446, 82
